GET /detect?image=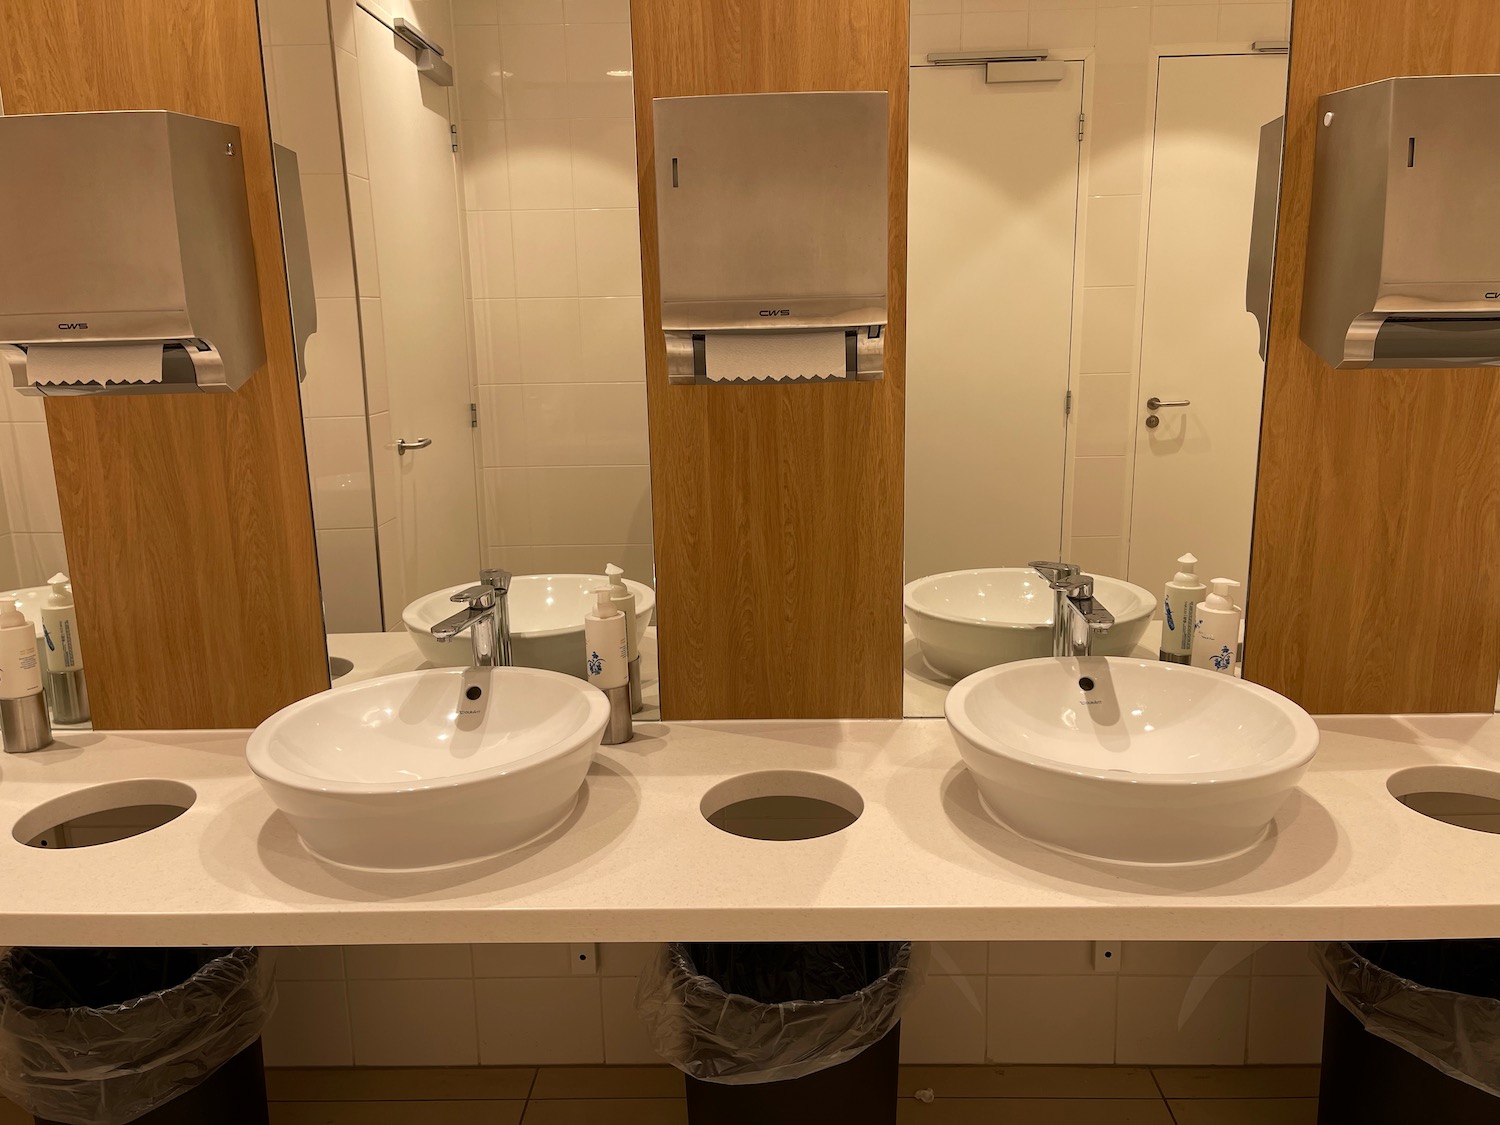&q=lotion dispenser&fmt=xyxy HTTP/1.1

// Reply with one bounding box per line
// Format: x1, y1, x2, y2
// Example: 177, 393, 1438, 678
0, 601, 52, 753
1191, 578, 1244, 675
585, 589, 632, 745
605, 564, 642, 714
41, 574, 89, 725
1160, 554, 1206, 665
